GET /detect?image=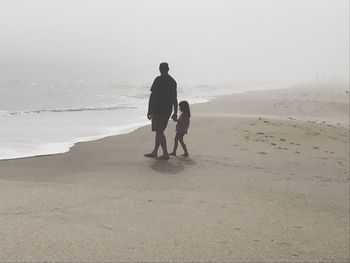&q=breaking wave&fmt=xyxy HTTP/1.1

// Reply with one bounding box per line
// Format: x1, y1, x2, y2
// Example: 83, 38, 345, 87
0, 105, 139, 116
